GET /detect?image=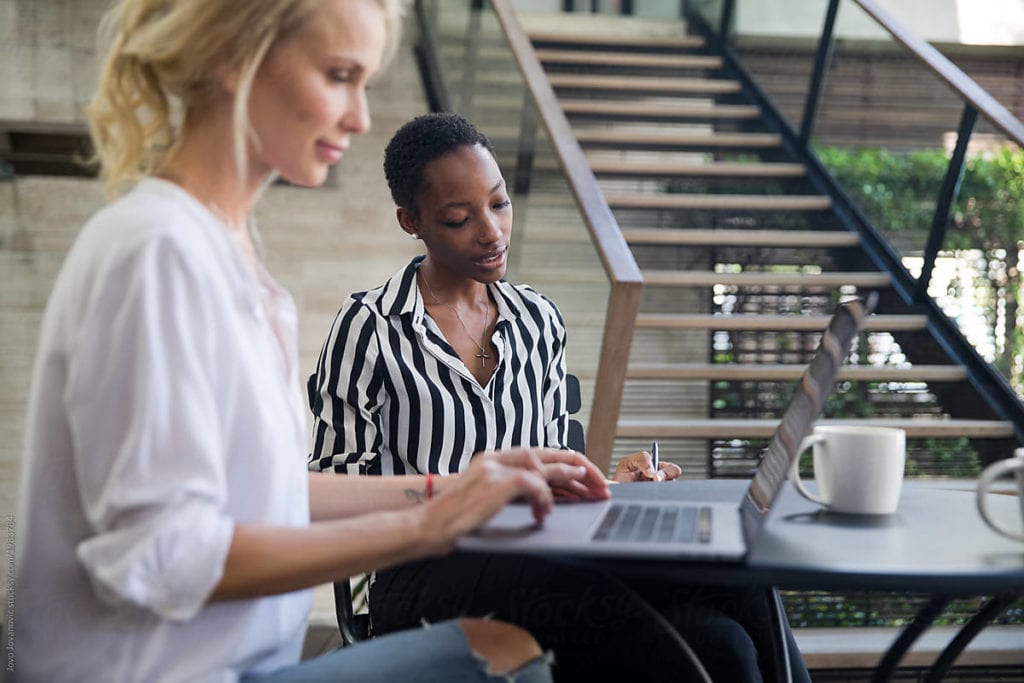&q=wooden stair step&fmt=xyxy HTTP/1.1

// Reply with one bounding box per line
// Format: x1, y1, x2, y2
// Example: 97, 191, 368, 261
627, 363, 968, 382
521, 228, 858, 247
641, 270, 889, 287
623, 228, 857, 247
536, 49, 721, 69
509, 270, 891, 289
588, 158, 802, 176
579, 130, 781, 148
560, 99, 760, 121
549, 74, 740, 94
440, 69, 521, 86
532, 158, 801, 177
635, 313, 926, 331
617, 418, 1016, 439
528, 32, 705, 49
438, 43, 510, 58
606, 193, 829, 210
